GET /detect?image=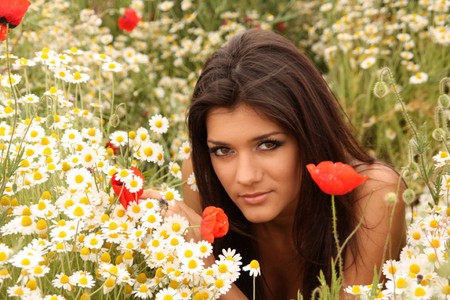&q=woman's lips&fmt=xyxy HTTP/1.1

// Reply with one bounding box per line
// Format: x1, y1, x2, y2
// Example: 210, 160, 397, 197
239, 191, 271, 204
